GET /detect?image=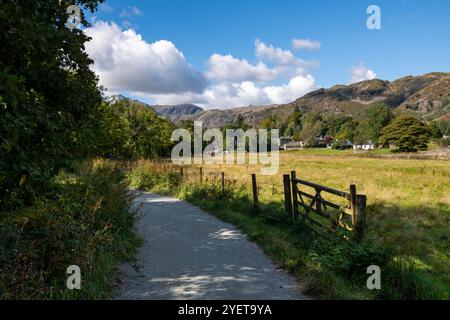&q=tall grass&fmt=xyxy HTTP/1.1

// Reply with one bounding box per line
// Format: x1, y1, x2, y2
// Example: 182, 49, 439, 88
0, 160, 140, 299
